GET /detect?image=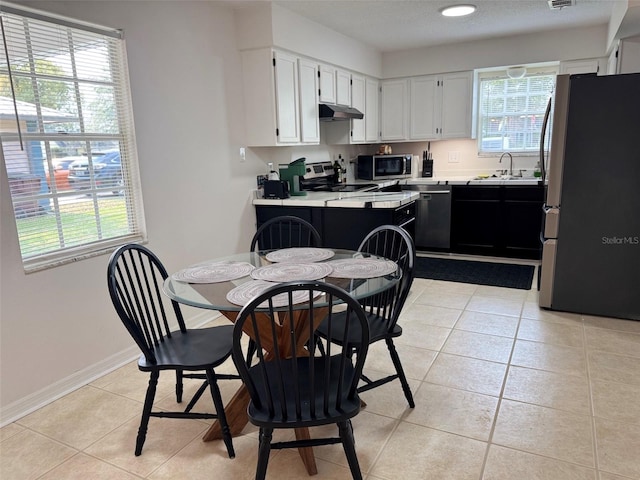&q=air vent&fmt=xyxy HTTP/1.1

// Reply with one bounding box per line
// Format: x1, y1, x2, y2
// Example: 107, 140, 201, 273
548, 0, 575, 9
